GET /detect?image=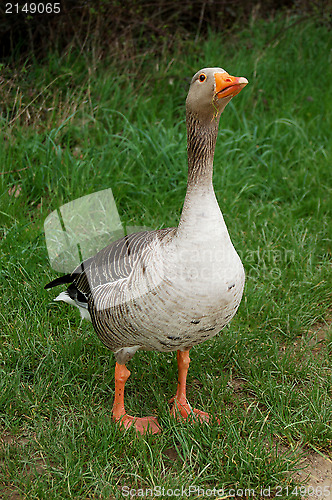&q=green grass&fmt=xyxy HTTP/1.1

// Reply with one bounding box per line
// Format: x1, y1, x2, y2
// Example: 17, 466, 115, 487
1, 15, 331, 499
